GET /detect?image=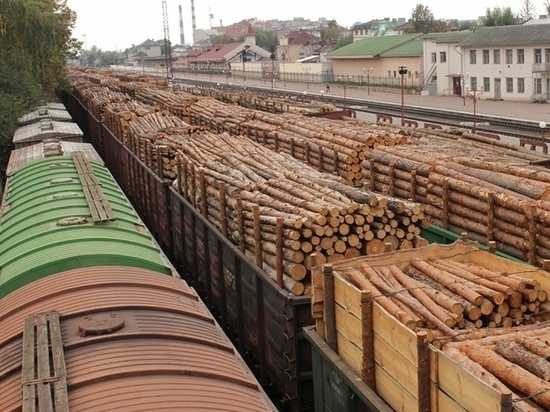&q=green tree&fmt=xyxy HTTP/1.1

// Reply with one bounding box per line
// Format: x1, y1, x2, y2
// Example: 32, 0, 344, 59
519, 0, 537, 22
482, 7, 520, 26
0, 0, 80, 174
320, 20, 342, 43
253, 27, 278, 53
408, 4, 448, 33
